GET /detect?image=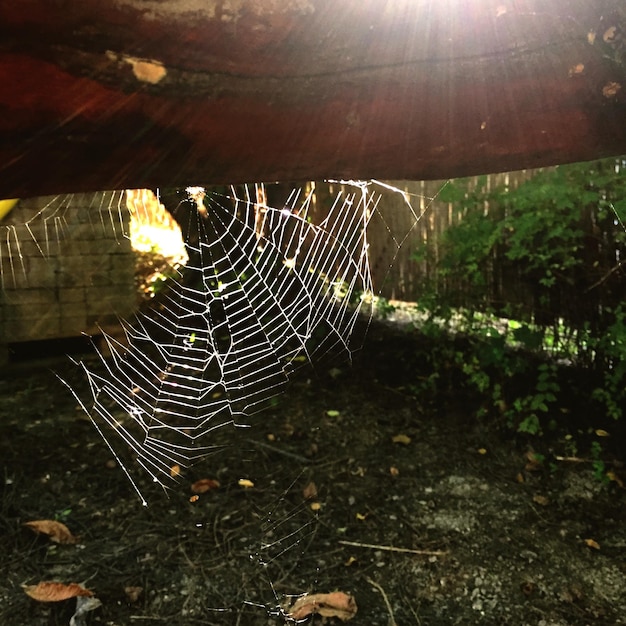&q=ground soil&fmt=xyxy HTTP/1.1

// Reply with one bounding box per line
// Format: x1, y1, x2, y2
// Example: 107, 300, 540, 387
1, 316, 625, 626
